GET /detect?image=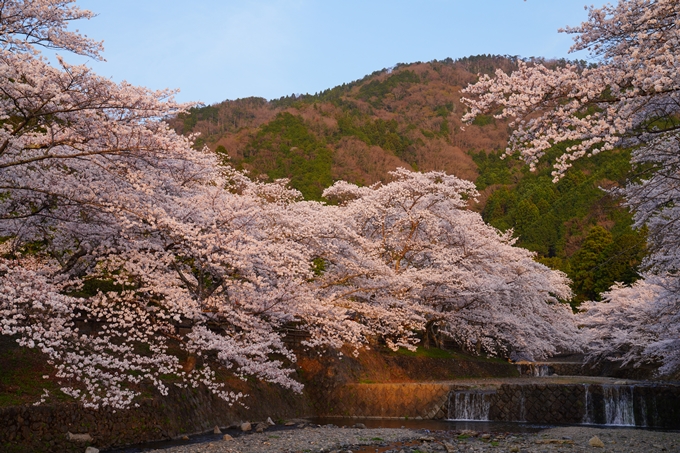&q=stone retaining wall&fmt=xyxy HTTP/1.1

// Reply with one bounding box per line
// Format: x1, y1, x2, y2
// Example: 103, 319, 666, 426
0, 383, 310, 453
491, 384, 586, 424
